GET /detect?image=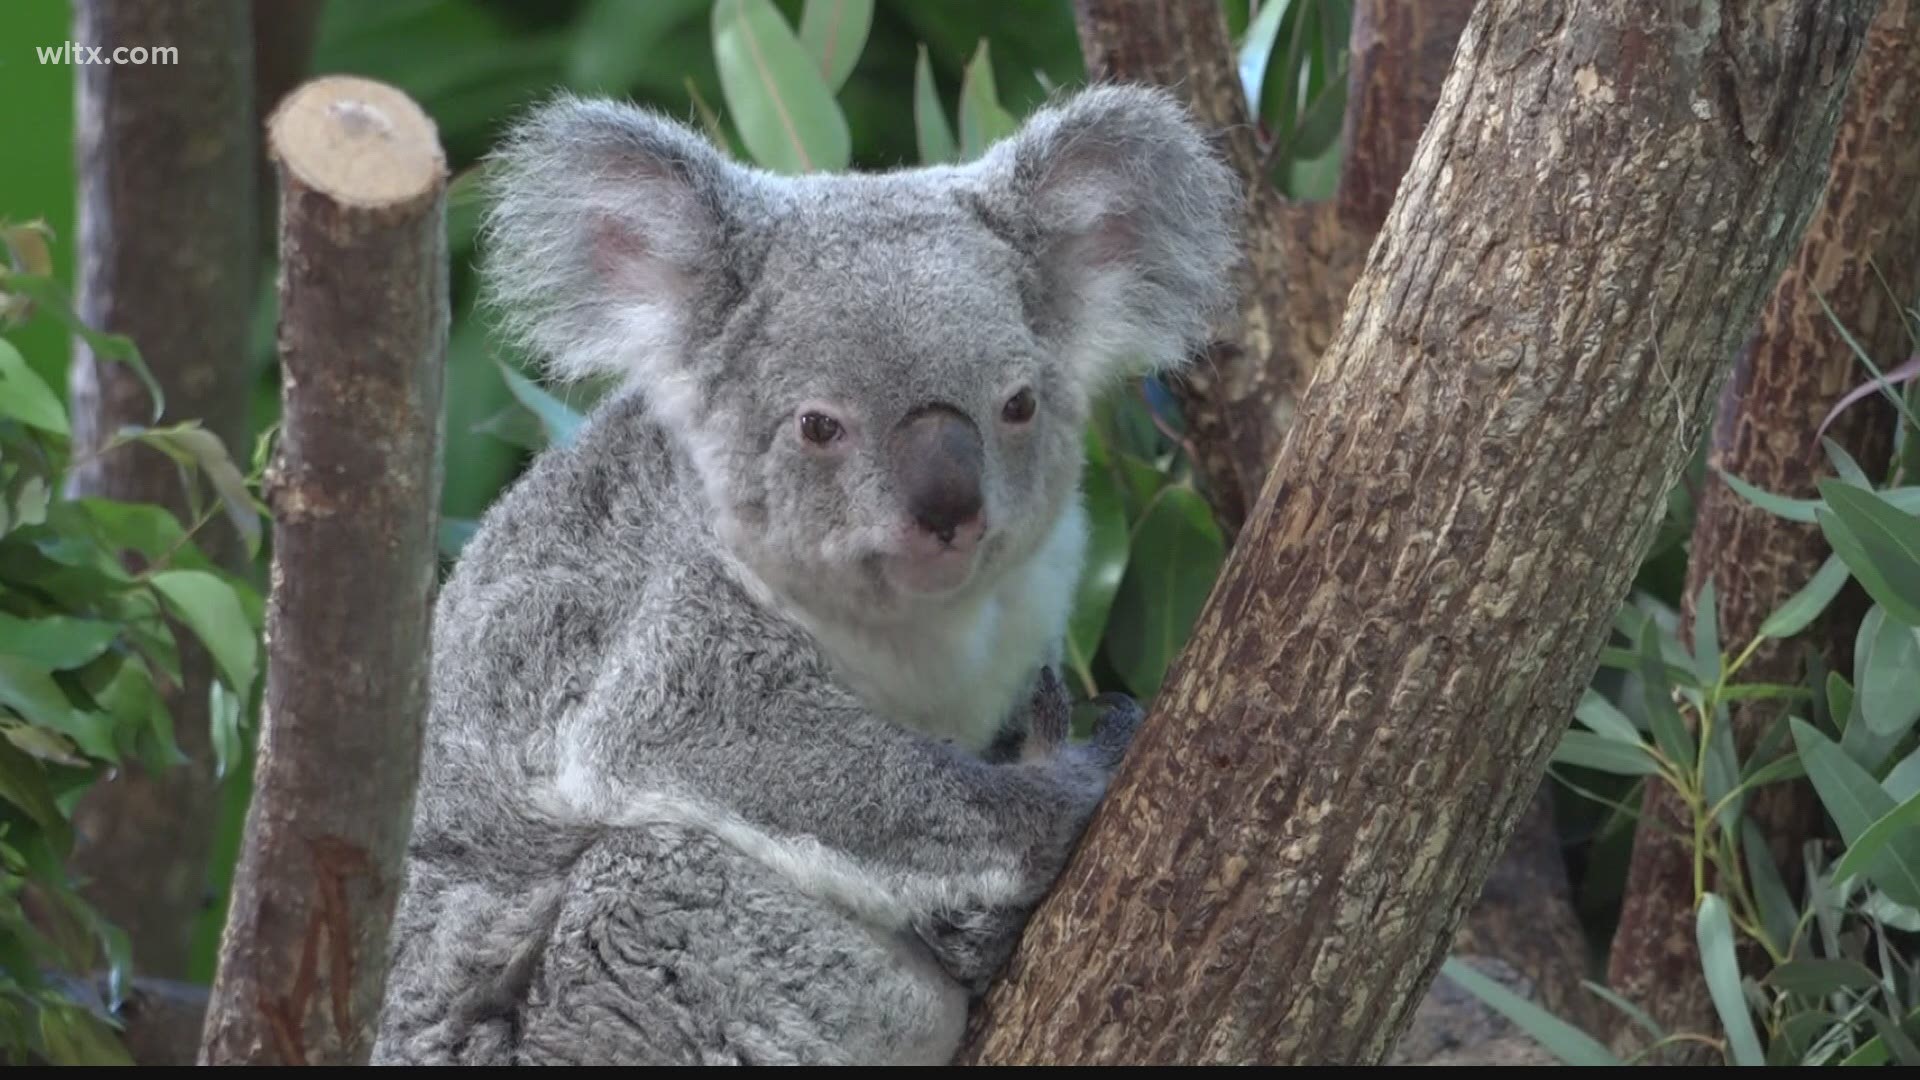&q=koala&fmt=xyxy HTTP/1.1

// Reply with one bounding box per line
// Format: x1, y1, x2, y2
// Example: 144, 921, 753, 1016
370, 83, 1239, 1066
